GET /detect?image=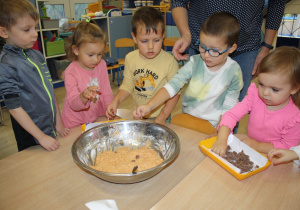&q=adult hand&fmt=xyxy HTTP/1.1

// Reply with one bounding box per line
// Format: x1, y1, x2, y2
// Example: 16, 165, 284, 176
251, 47, 270, 79
172, 34, 191, 61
